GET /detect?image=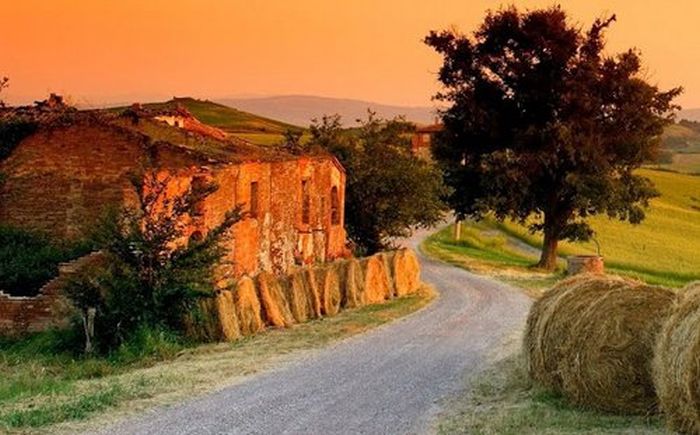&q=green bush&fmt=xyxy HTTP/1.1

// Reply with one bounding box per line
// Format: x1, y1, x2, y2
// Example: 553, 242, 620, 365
62, 172, 240, 354
0, 225, 90, 297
